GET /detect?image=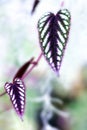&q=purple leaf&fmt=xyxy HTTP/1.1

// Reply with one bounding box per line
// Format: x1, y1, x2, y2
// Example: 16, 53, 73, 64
38, 9, 71, 74
13, 57, 34, 81
4, 78, 26, 120
31, 0, 40, 14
